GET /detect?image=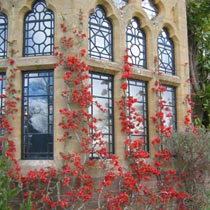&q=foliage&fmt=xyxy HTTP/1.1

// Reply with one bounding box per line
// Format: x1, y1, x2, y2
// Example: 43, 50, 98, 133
0, 146, 19, 210
187, 0, 210, 128
0, 48, 21, 209
164, 128, 210, 209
